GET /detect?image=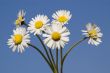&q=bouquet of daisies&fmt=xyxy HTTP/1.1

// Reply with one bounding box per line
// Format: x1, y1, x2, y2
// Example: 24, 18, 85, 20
7, 10, 103, 73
